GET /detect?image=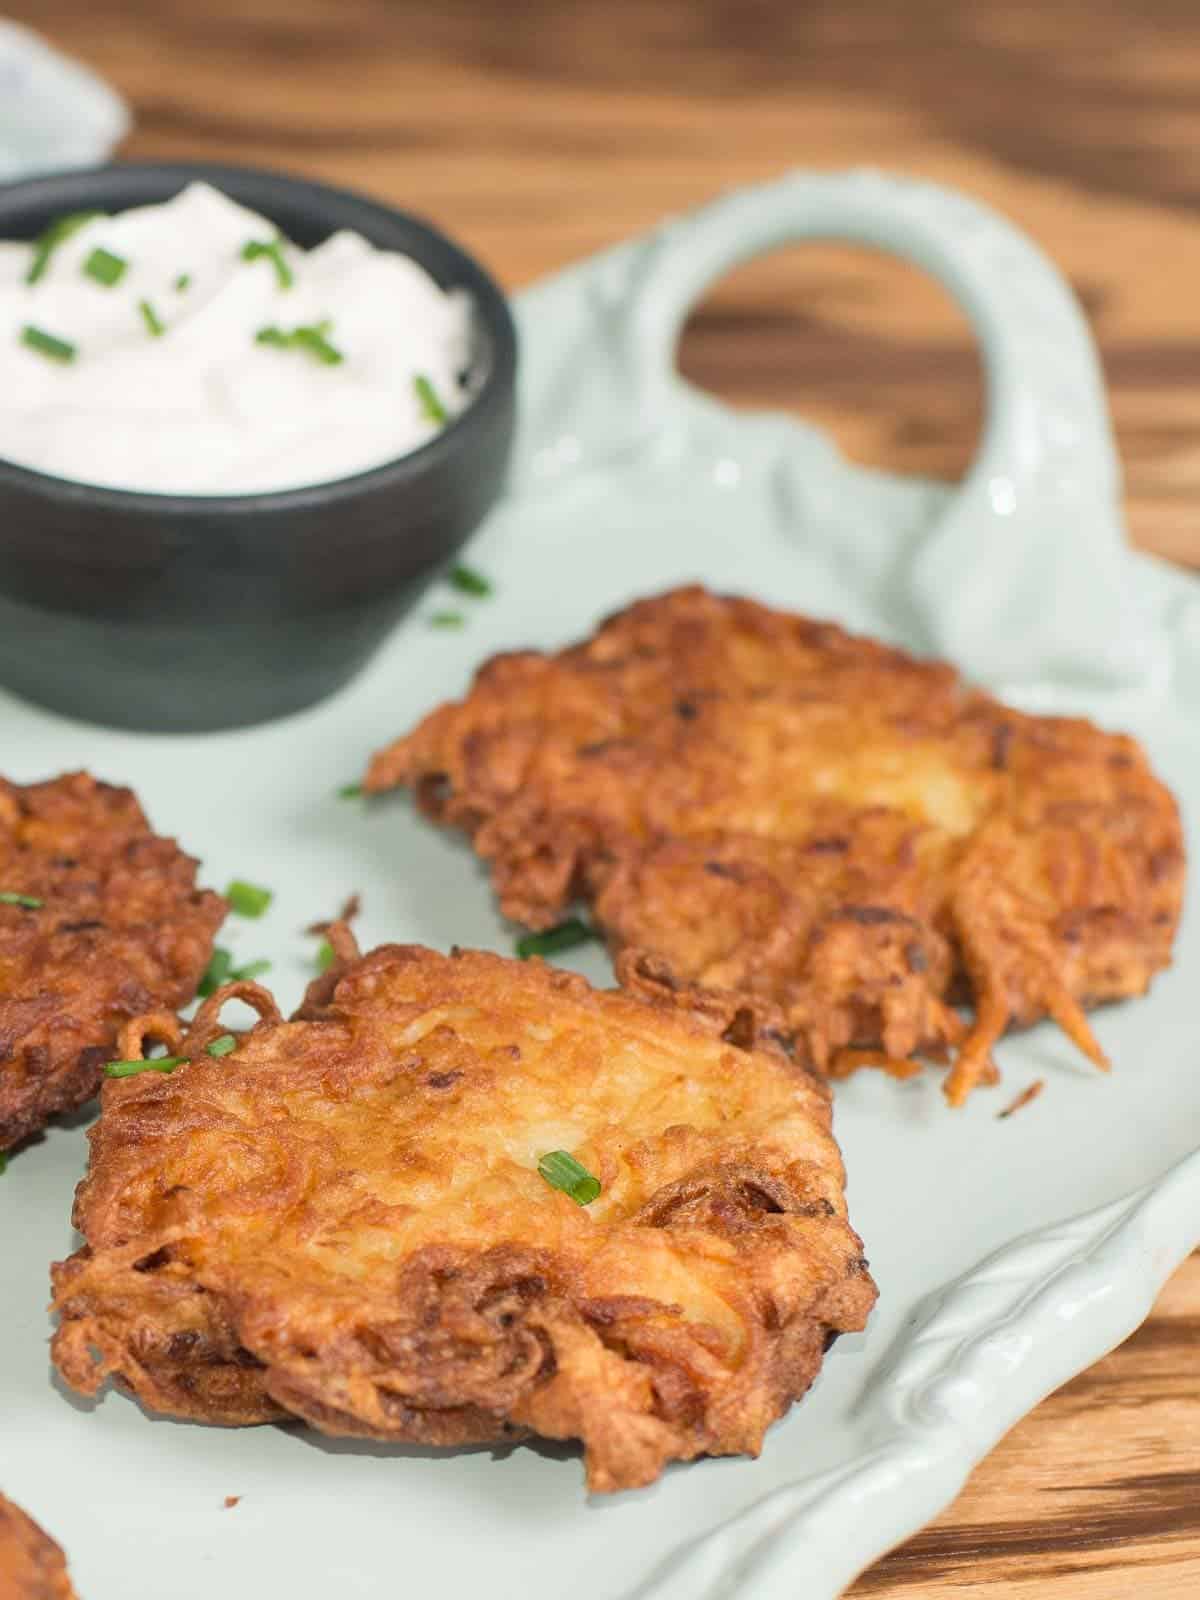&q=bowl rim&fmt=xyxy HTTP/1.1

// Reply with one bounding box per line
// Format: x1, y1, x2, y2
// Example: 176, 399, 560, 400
0, 159, 518, 514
